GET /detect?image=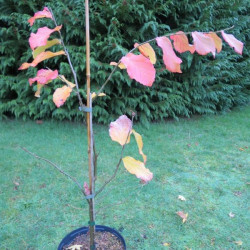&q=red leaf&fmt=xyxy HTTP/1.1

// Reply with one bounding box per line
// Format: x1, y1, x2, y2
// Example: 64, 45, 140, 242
28, 7, 52, 26
205, 32, 222, 53
192, 32, 216, 57
109, 115, 132, 146
221, 31, 243, 55
170, 31, 195, 54
29, 26, 62, 50
29, 69, 58, 86
53, 86, 72, 107
18, 50, 66, 70
120, 53, 155, 86
156, 36, 182, 73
